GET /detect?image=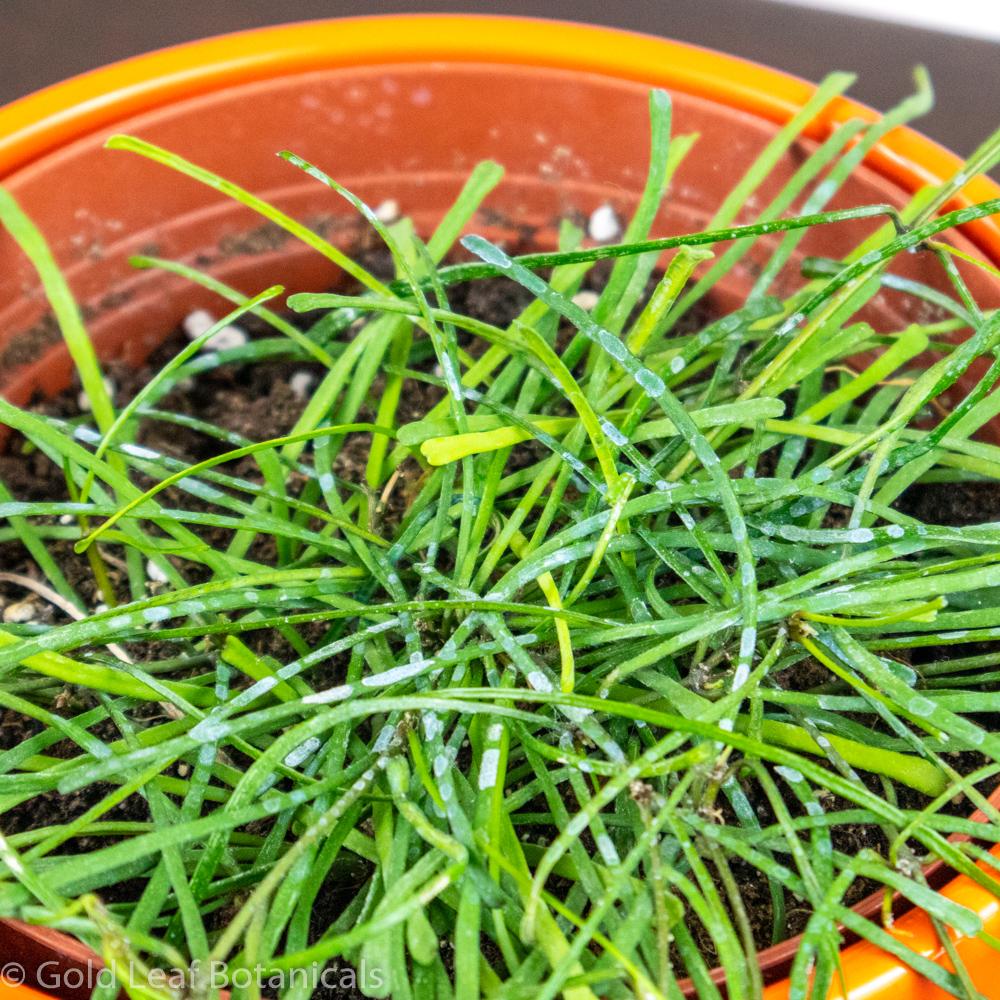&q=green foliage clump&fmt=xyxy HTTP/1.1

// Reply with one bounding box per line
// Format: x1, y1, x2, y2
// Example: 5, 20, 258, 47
2, 69, 1000, 999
